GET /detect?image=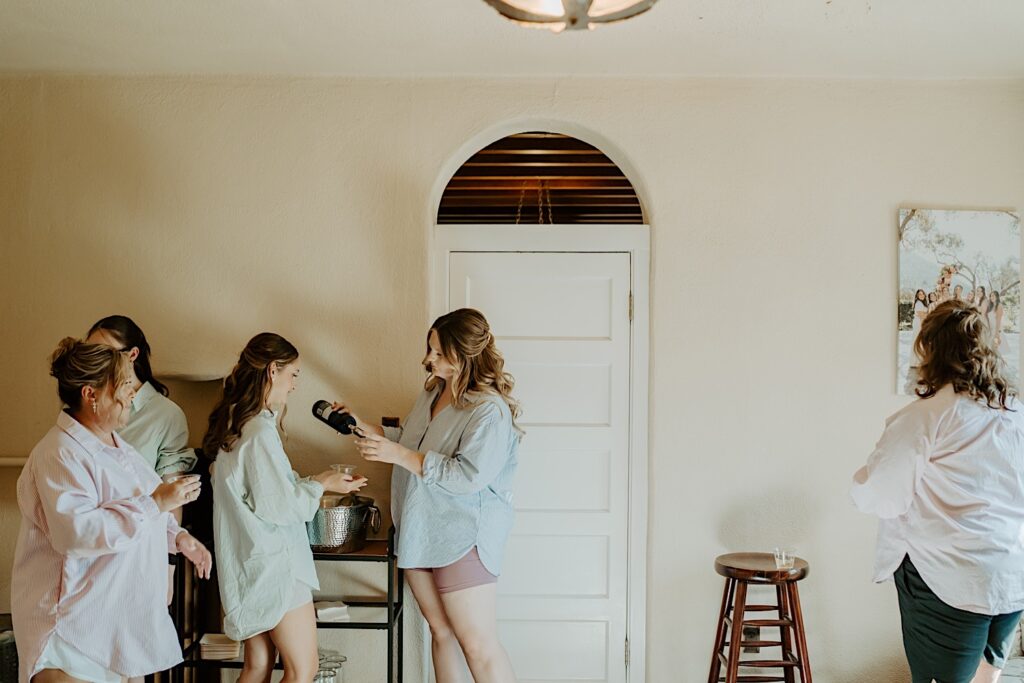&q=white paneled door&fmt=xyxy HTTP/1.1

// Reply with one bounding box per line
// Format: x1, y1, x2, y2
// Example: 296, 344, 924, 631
448, 251, 632, 683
